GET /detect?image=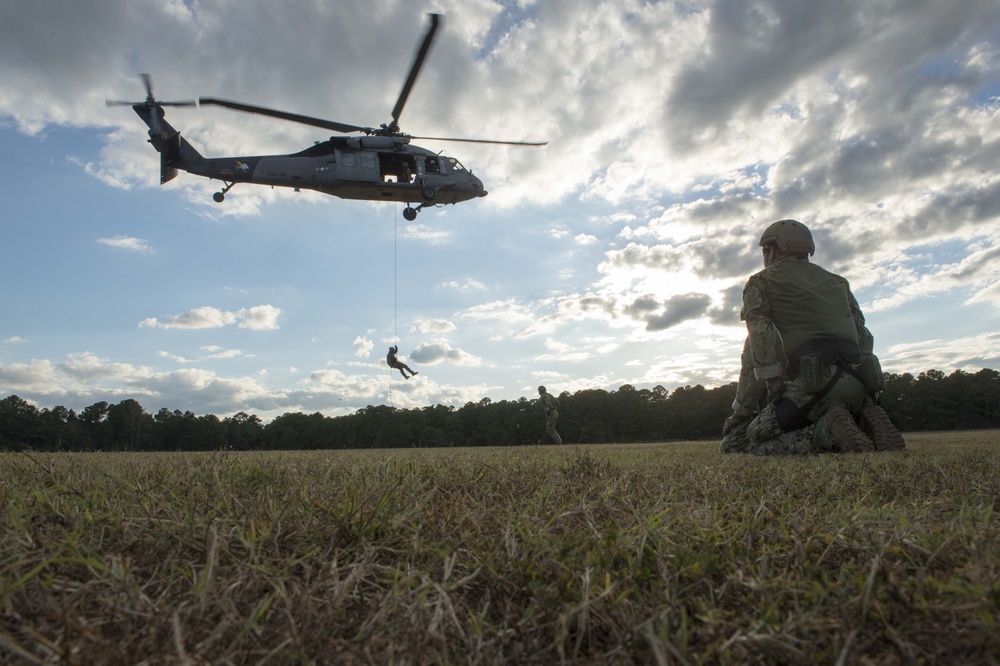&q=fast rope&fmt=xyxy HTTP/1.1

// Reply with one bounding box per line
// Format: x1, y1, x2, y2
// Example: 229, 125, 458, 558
394, 203, 398, 344
388, 204, 399, 407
